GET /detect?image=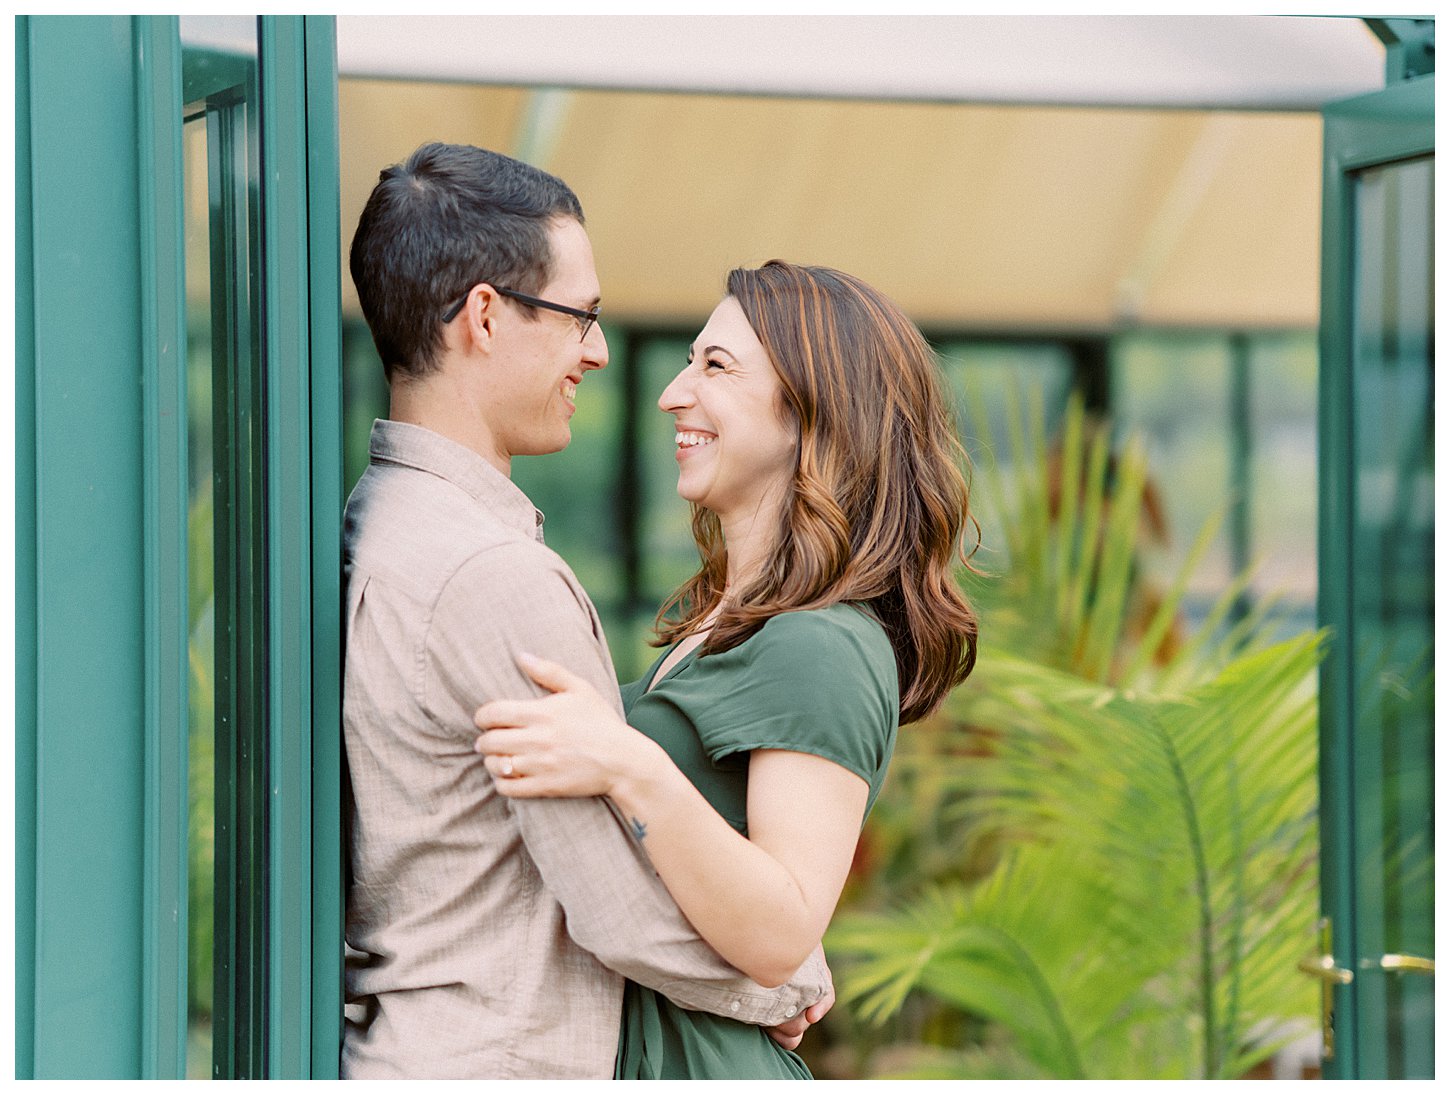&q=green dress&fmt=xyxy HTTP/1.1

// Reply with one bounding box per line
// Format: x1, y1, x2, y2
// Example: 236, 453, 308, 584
613, 603, 900, 1080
